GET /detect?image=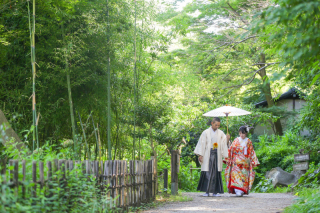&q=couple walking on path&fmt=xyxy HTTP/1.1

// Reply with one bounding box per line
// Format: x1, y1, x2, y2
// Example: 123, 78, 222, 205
194, 117, 260, 197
